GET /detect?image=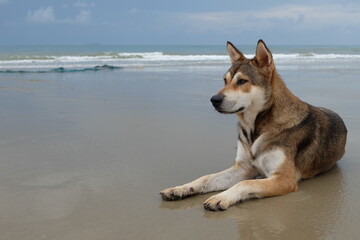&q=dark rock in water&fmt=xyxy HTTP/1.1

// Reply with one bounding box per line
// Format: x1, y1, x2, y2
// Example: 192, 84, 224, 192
52, 67, 66, 72
100, 65, 122, 70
